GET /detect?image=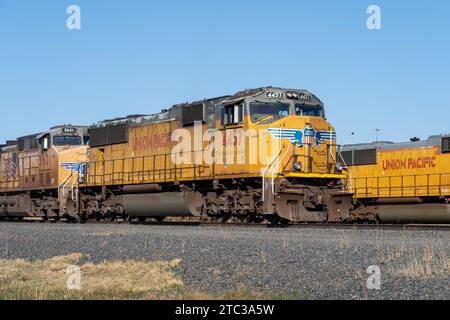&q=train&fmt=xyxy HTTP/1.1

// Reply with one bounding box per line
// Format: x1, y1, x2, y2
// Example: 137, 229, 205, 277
0, 126, 89, 220
341, 135, 450, 223
1, 86, 449, 224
